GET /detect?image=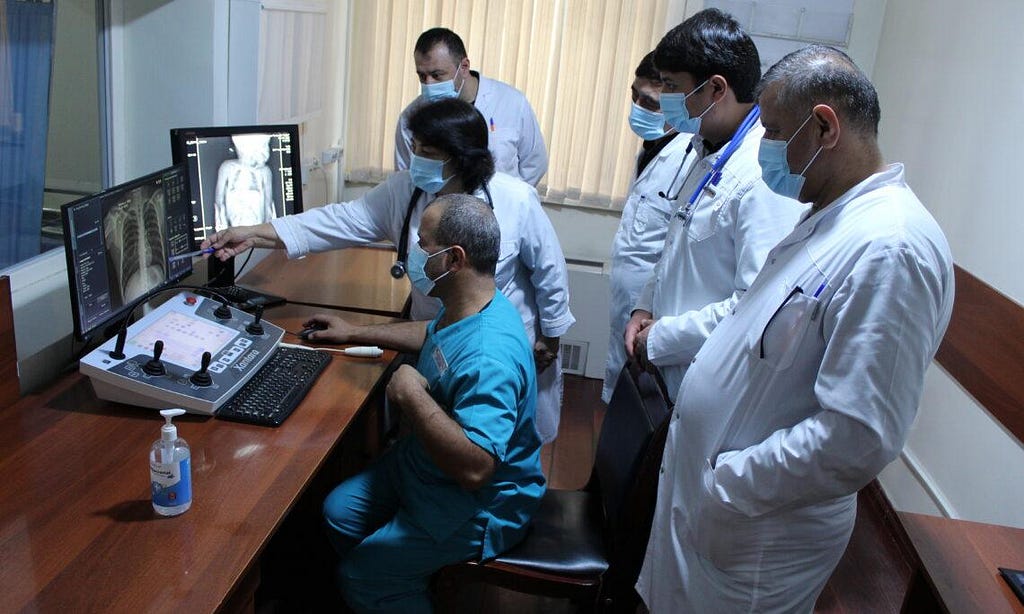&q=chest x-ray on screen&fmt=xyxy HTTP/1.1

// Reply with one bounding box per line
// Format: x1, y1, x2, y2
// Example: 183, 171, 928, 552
102, 185, 168, 305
